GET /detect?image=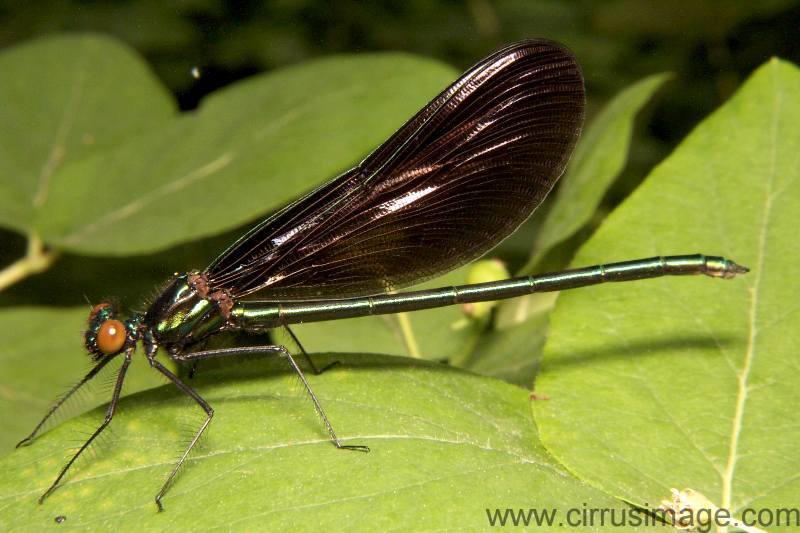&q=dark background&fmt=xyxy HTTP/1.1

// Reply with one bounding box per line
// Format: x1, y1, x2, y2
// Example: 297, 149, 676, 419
1, 0, 798, 306
3, 1, 797, 131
